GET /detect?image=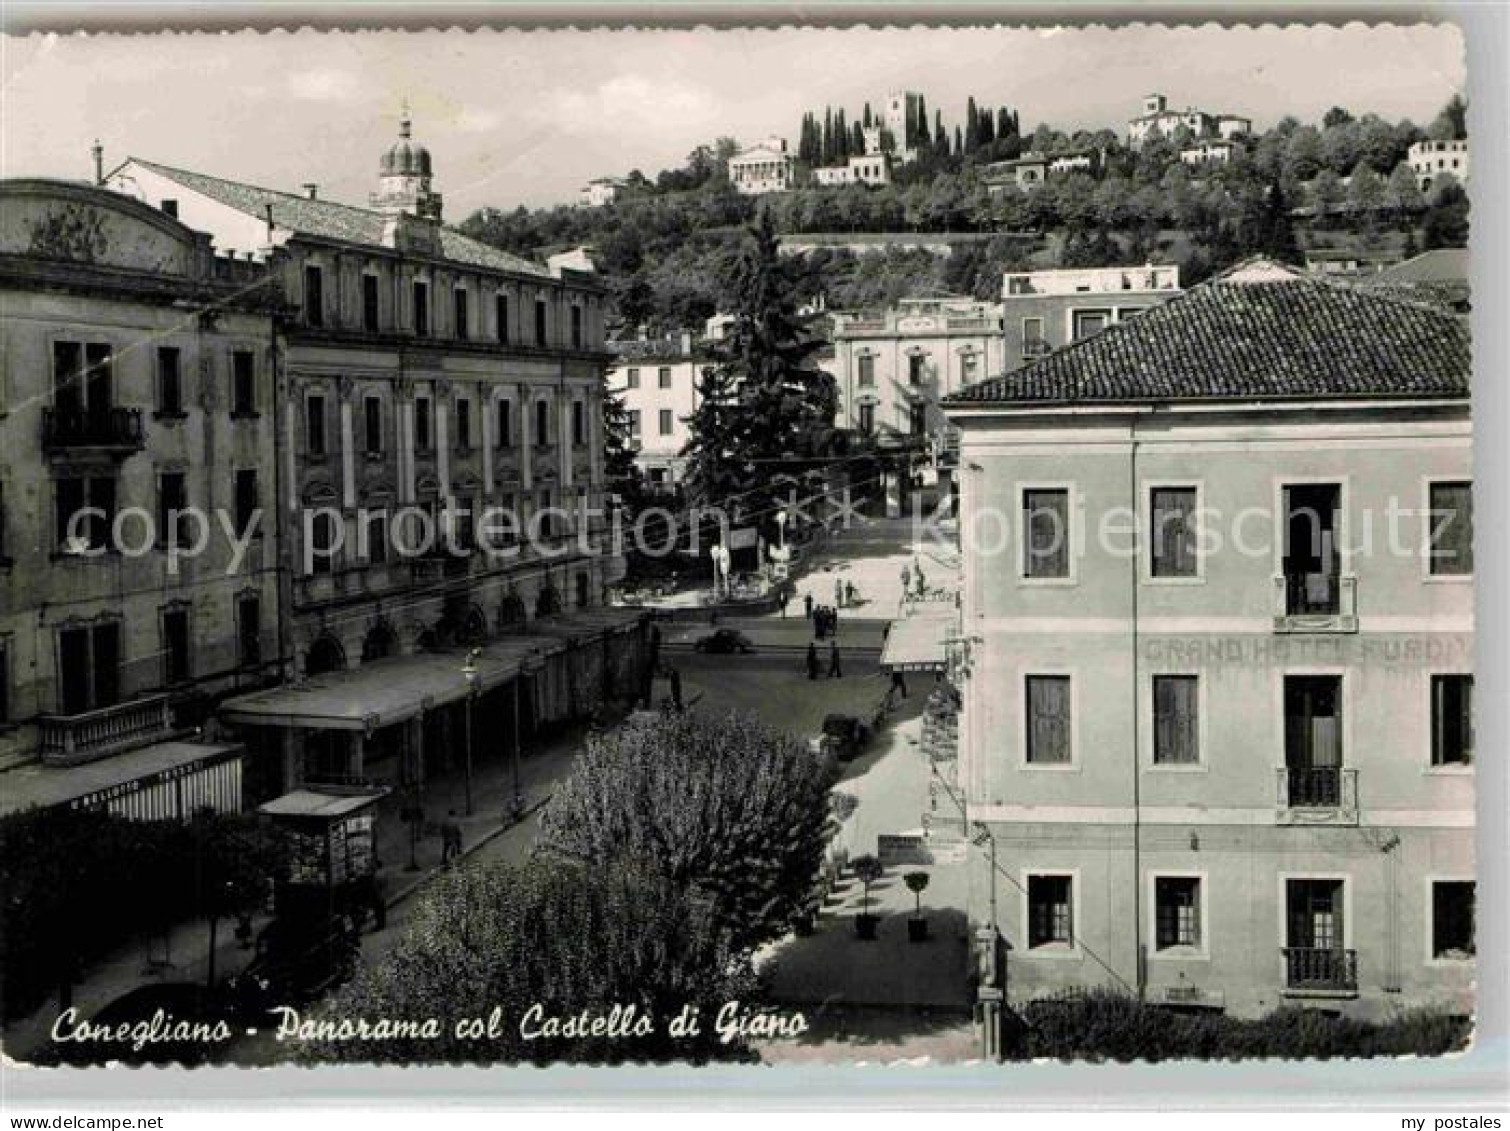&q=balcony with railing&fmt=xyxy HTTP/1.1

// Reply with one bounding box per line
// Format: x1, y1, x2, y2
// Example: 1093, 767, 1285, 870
39, 693, 176, 766
1273, 571, 1357, 633
1282, 947, 1358, 996
1275, 766, 1359, 825
41, 406, 145, 456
